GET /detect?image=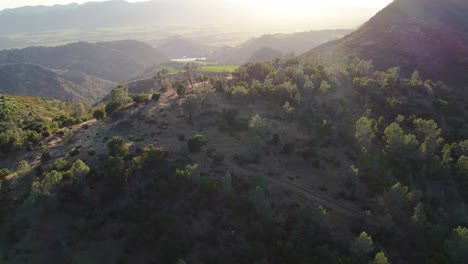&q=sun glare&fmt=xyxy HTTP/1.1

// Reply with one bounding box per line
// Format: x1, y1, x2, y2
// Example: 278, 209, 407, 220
227, 0, 393, 20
